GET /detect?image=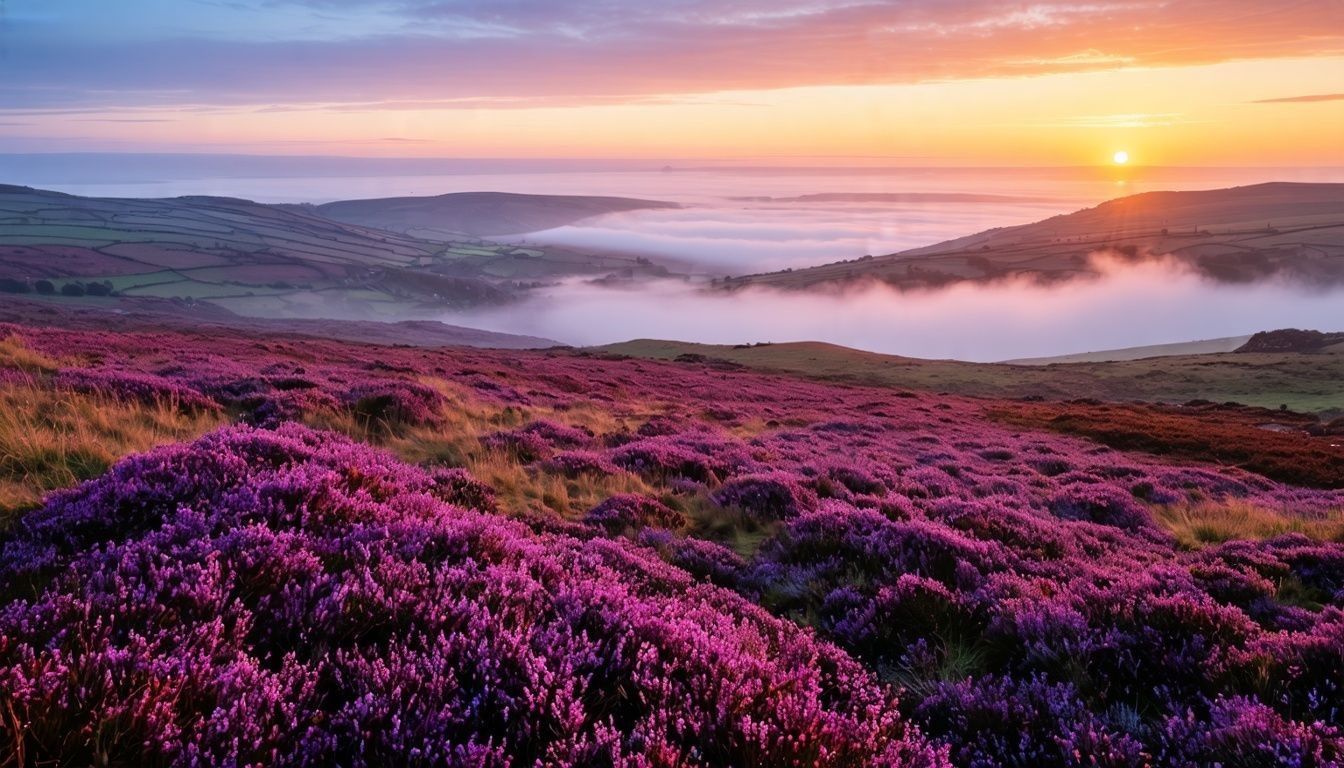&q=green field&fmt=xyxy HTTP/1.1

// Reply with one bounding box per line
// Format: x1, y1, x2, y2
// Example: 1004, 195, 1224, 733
597, 339, 1344, 415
